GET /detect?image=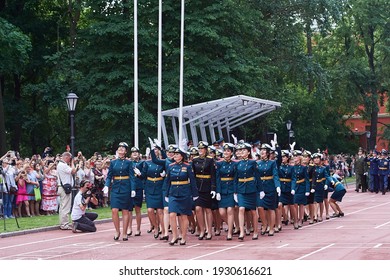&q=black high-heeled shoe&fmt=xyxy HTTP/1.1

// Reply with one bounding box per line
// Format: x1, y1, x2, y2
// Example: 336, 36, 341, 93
238, 235, 244, 240
123, 237, 128, 241
154, 232, 160, 239
226, 236, 232, 241
114, 233, 121, 241
160, 235, 169, 241
147, 226, 155, 233
252, 234, 258, 240
215, 231, 221, 236
179, 240, 186, 245
198, 235, 205, 240
169, 238, 180, 246
233, 230, 240, 236
135, 231, 141, 236
205, 235, 212, 240
127, 231, 132, 237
